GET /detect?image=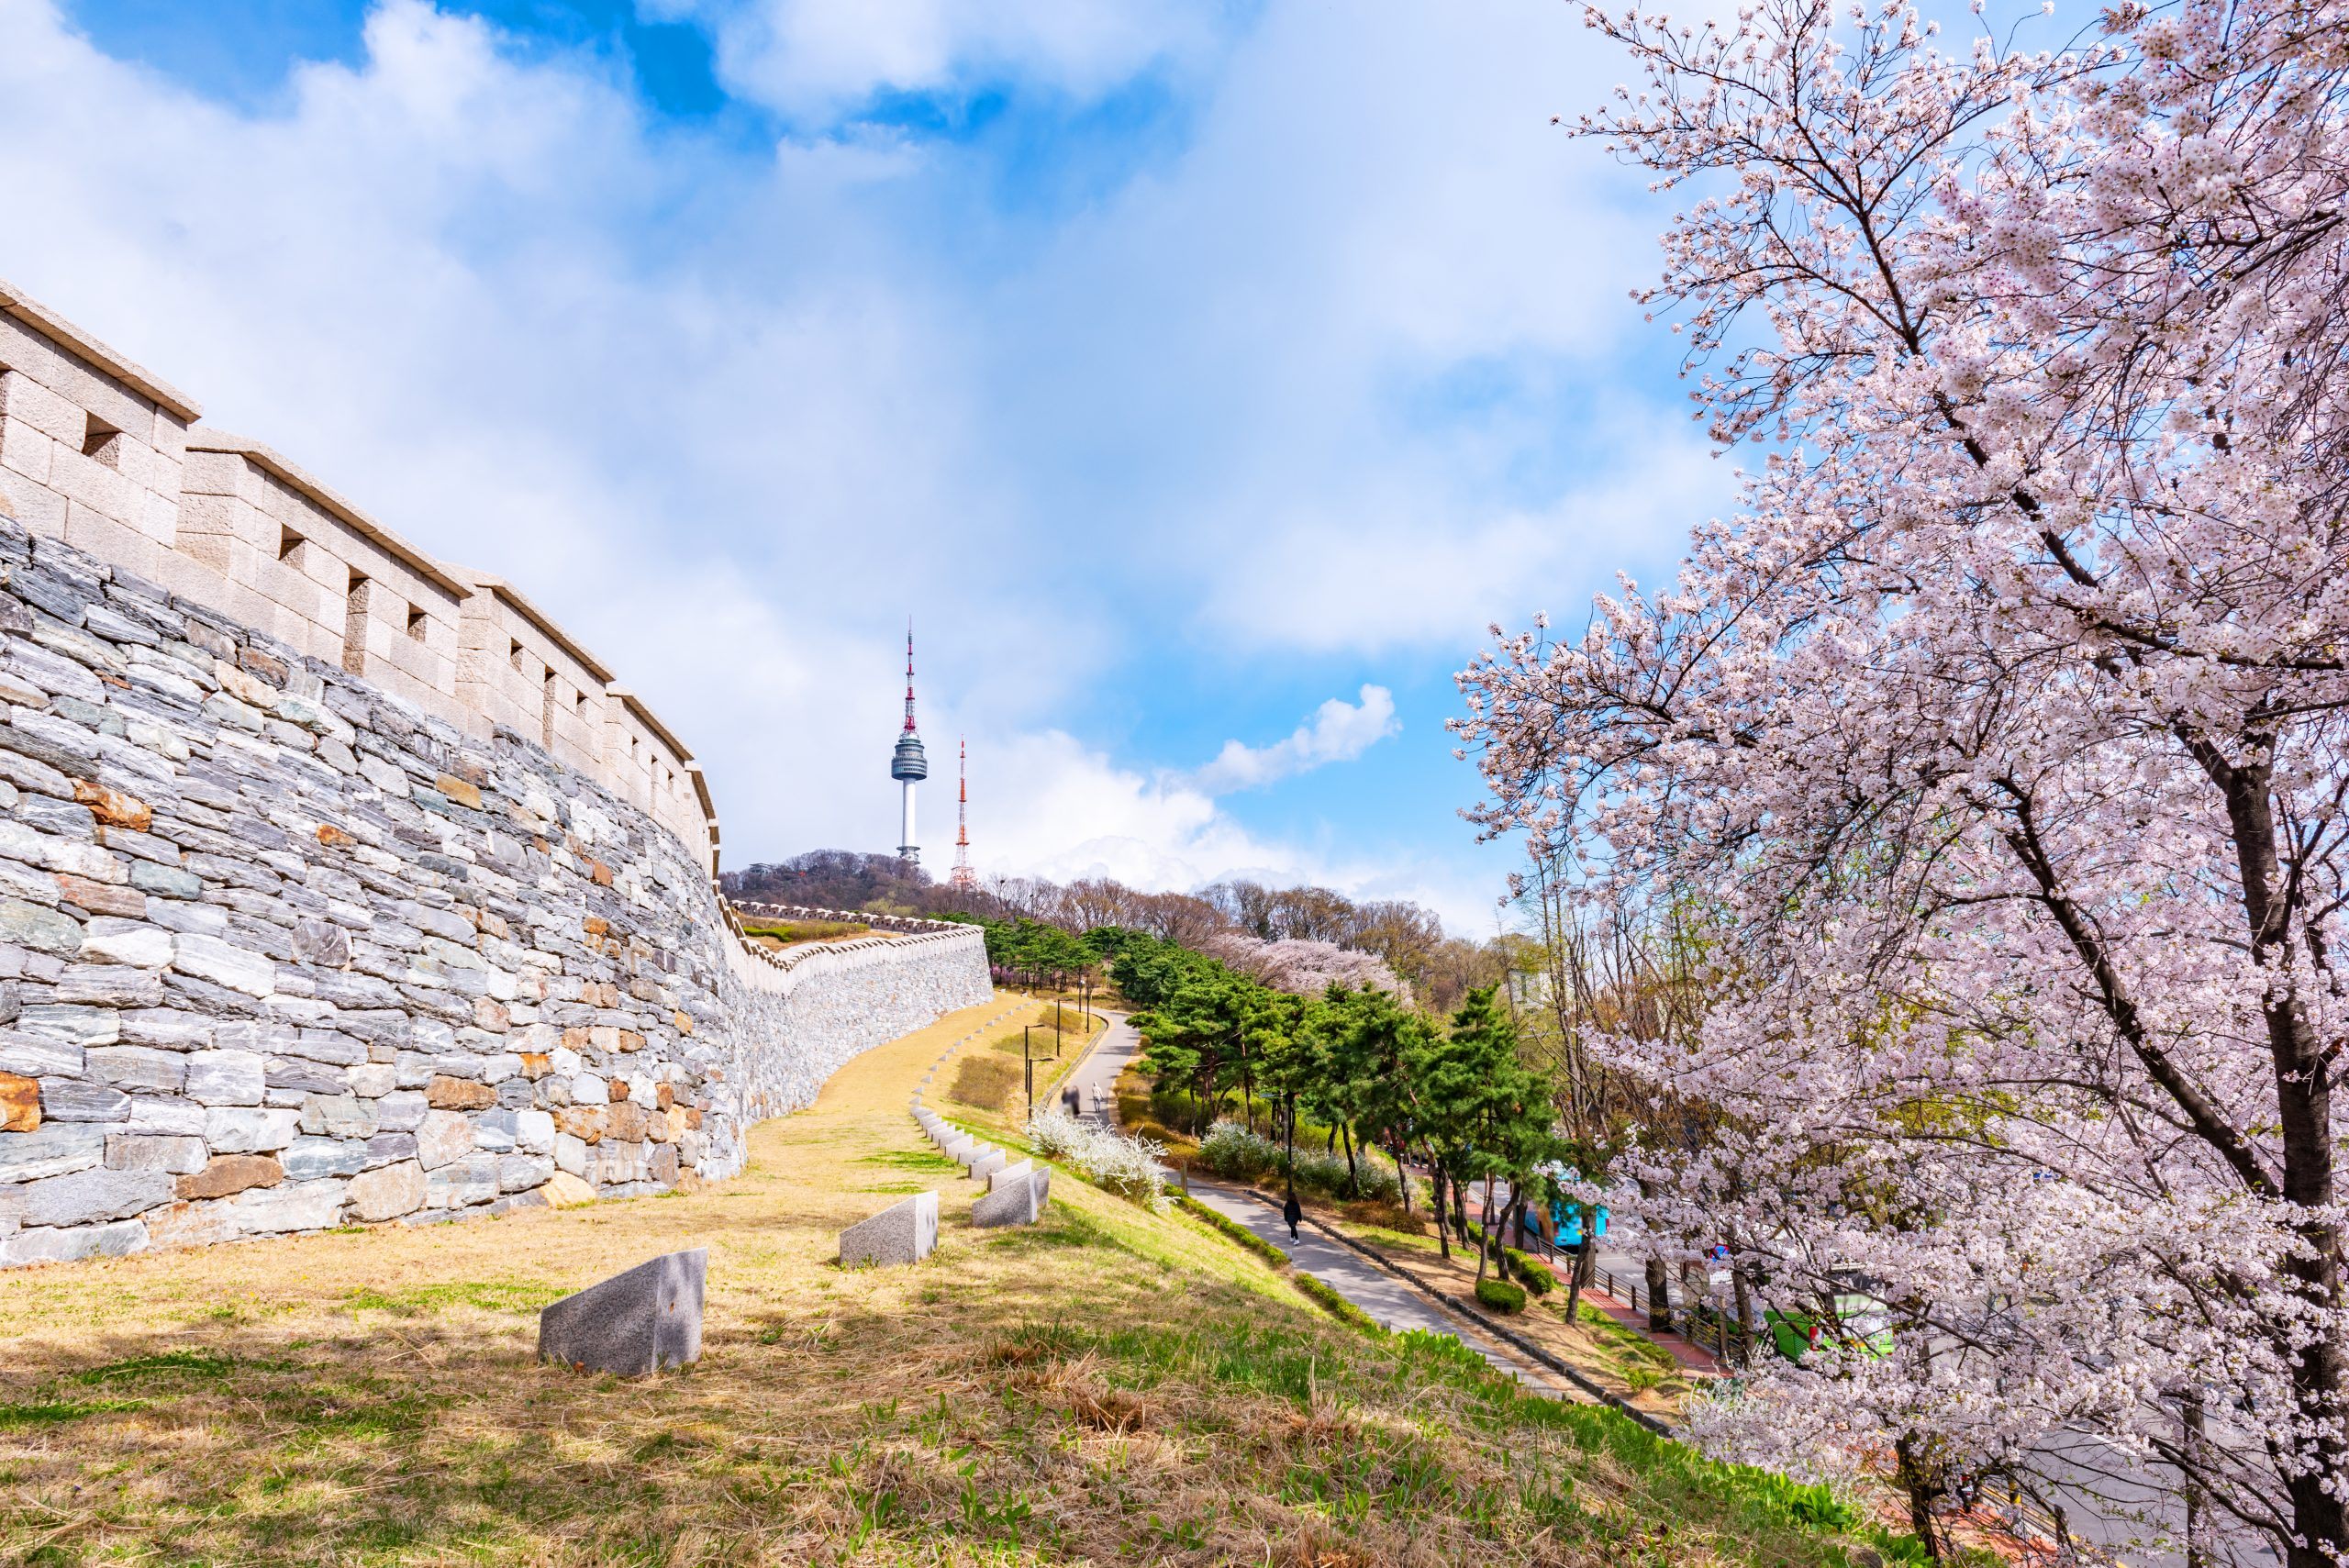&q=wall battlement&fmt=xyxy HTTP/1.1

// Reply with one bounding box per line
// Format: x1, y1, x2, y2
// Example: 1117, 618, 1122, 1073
0, 280, 715, 869
0, 285, 993, 1266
